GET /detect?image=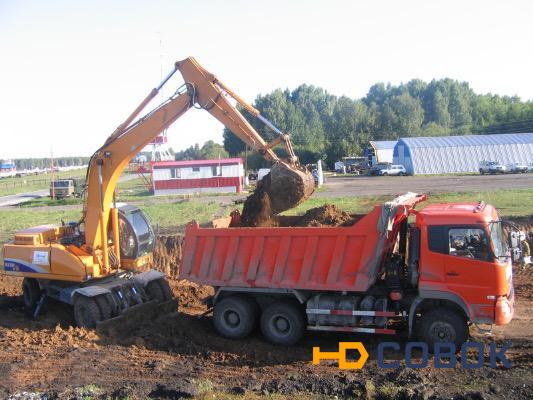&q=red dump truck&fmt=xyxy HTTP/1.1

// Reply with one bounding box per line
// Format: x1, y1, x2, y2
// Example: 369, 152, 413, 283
181, 193, 515, 349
